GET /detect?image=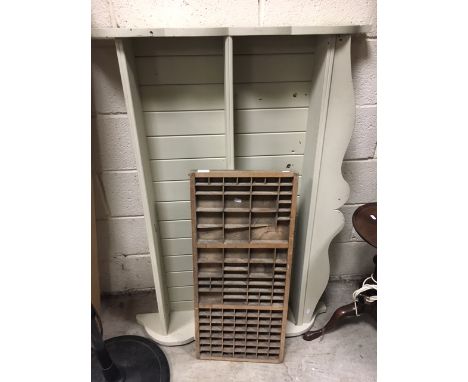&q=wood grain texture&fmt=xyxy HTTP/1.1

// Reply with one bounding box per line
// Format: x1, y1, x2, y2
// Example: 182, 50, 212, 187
191, 170, 298, 363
